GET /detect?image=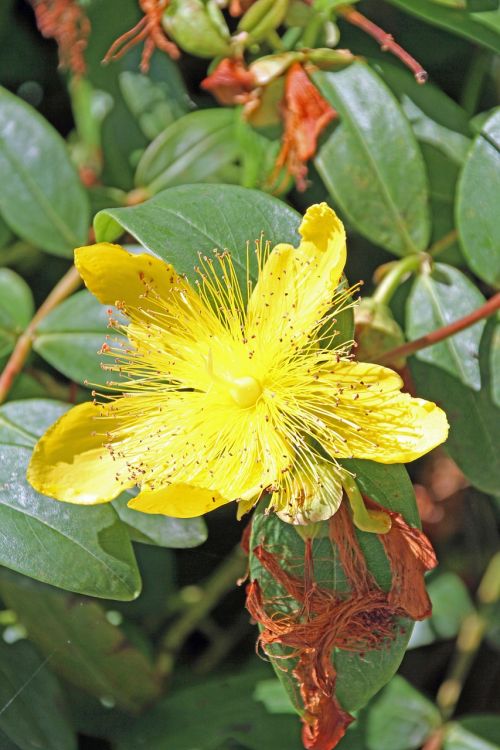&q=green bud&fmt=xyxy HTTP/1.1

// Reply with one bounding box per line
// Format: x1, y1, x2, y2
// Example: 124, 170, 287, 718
237, 0, 290, 43
306, 47, 356, 69
162, 0, 231, 58
354, 298, 406, 368
249, 51, 302, 86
